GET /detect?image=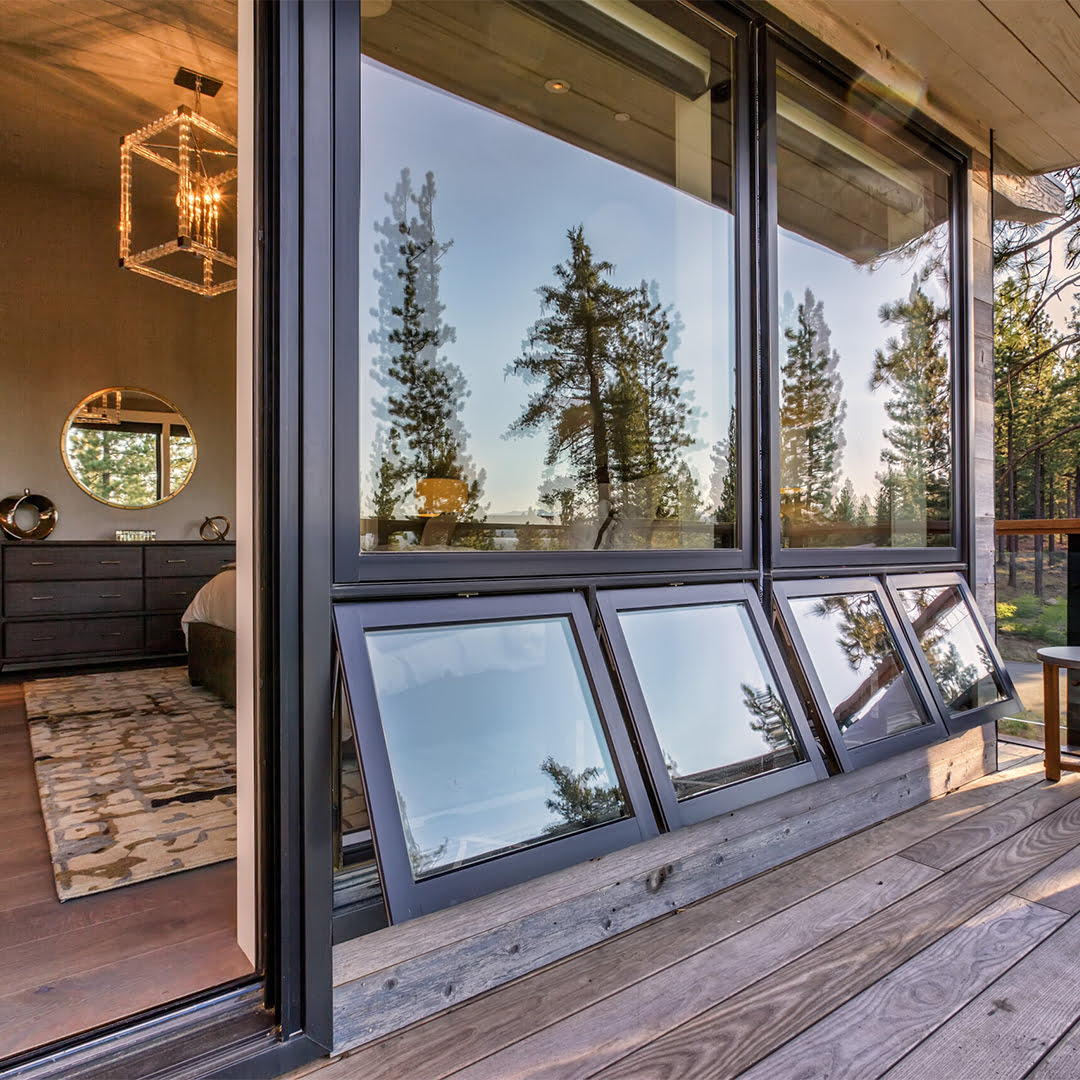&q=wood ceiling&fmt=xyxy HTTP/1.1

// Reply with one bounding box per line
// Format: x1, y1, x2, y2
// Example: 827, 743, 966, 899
0, 0, 238, 197
770, 0, 1080, 174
